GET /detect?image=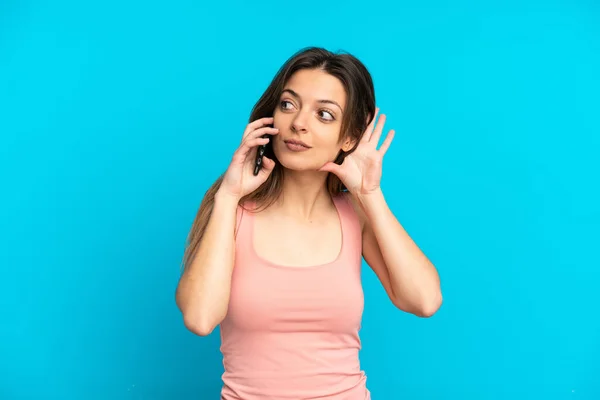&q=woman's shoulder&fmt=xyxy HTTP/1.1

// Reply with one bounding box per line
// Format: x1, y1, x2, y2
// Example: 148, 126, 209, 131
335, 192, 366, 233
234, 199, 257, 238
